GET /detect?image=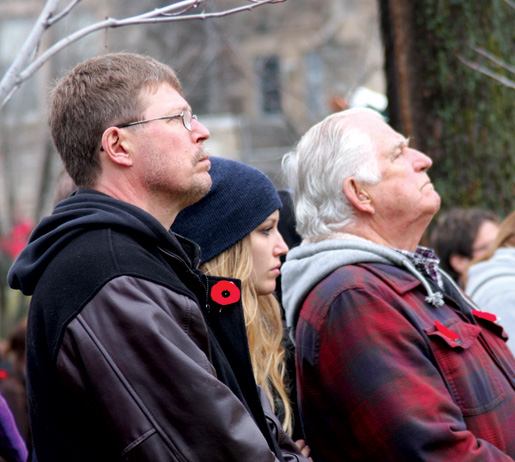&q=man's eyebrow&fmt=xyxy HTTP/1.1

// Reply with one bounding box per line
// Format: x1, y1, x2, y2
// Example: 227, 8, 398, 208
389, 137, 410, 156
167, 106, 190, 113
